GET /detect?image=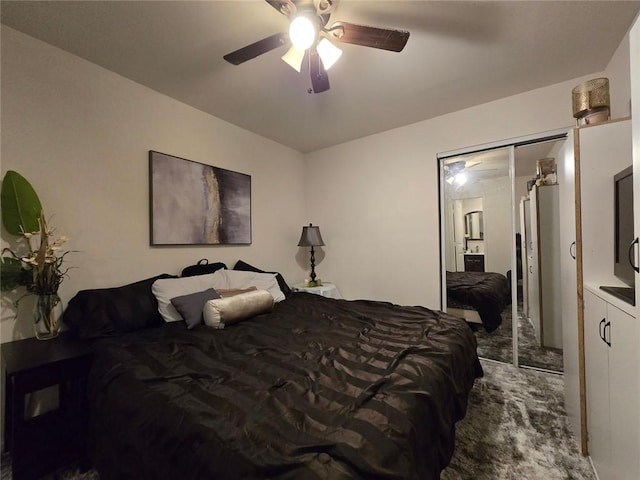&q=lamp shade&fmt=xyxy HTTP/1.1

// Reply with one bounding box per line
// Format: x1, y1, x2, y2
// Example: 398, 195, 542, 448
571, 77, 610, 118
281, 45, 305, 72
297, 223, 325, 247
316, 38, 342, 70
